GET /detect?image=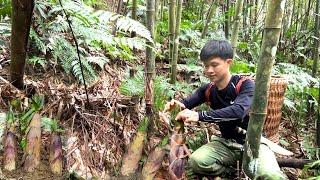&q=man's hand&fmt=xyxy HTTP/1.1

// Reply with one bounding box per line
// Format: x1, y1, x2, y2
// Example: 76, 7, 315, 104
164, 99, 186, 112
175, 109, 199, 123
